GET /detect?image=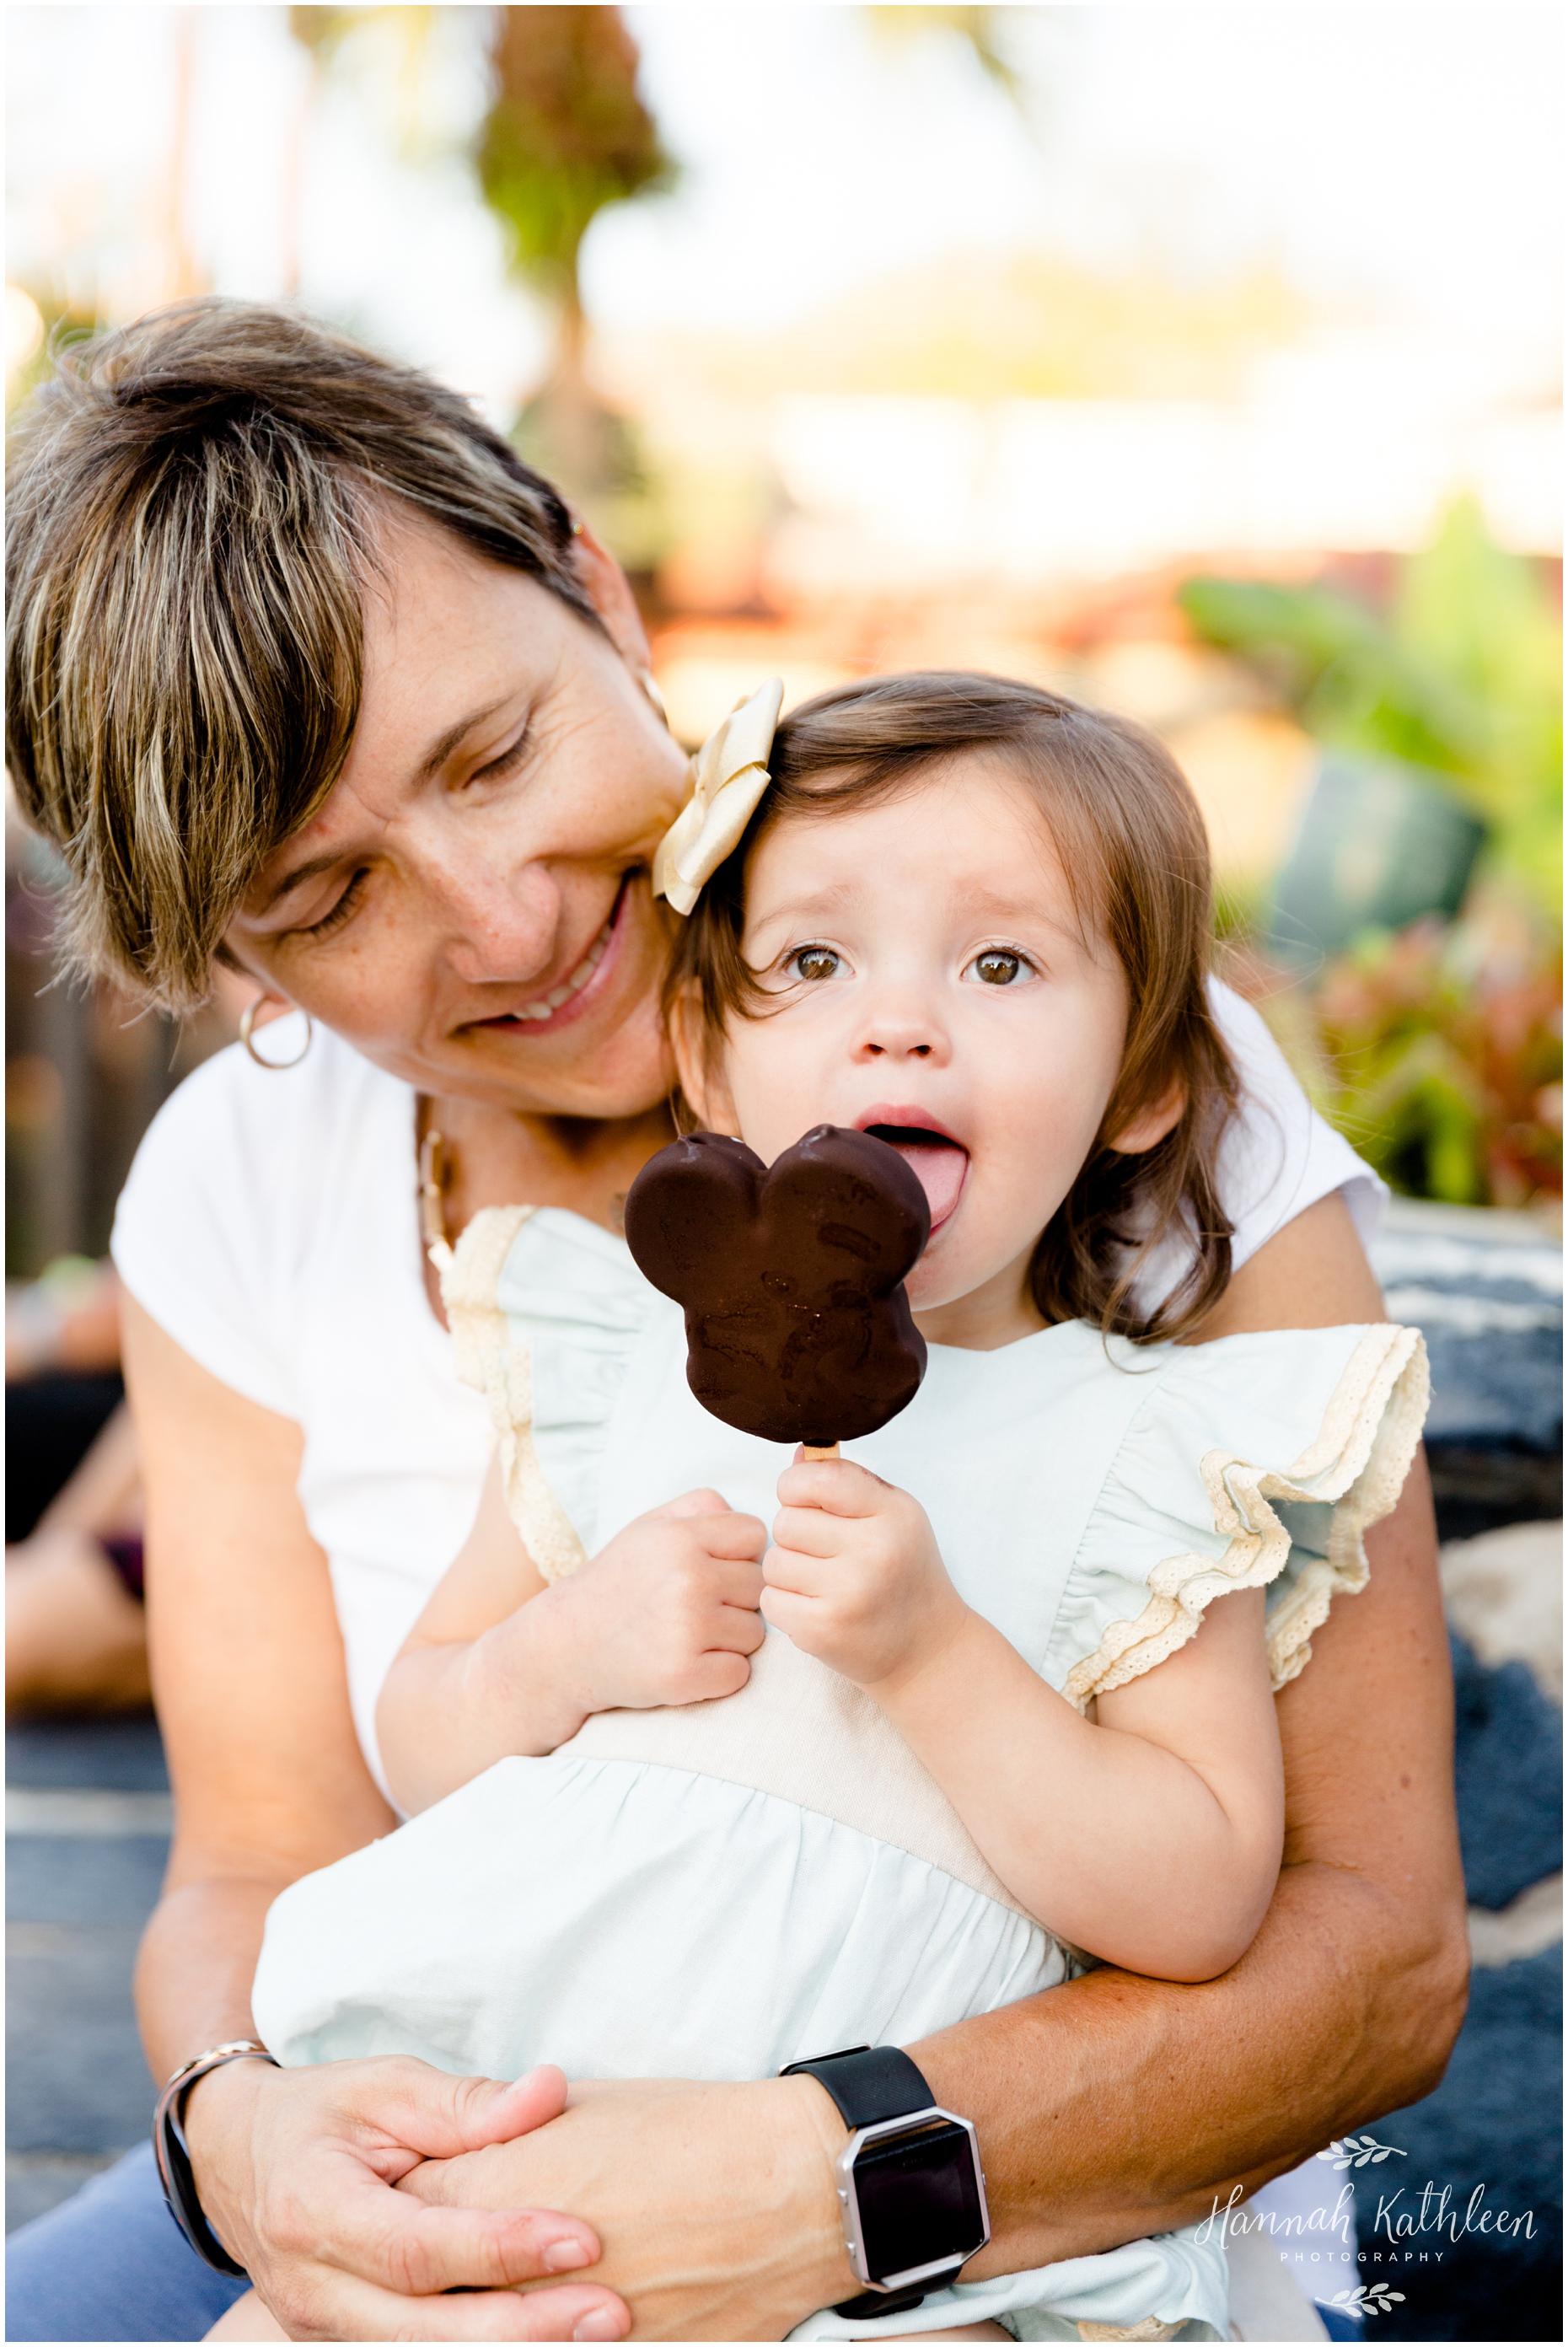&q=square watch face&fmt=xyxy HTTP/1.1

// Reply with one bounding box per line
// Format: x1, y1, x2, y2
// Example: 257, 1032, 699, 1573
854, 2119, 985, 2280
